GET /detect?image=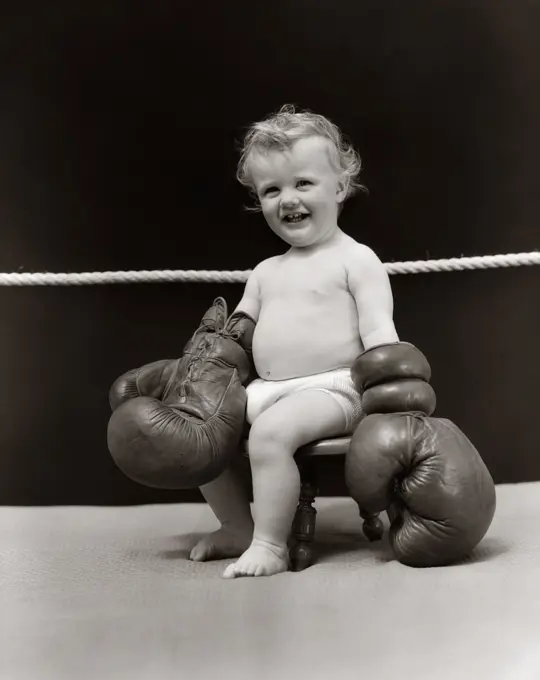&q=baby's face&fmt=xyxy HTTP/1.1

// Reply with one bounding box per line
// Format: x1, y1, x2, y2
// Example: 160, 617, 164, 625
248, 136, 347, 248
